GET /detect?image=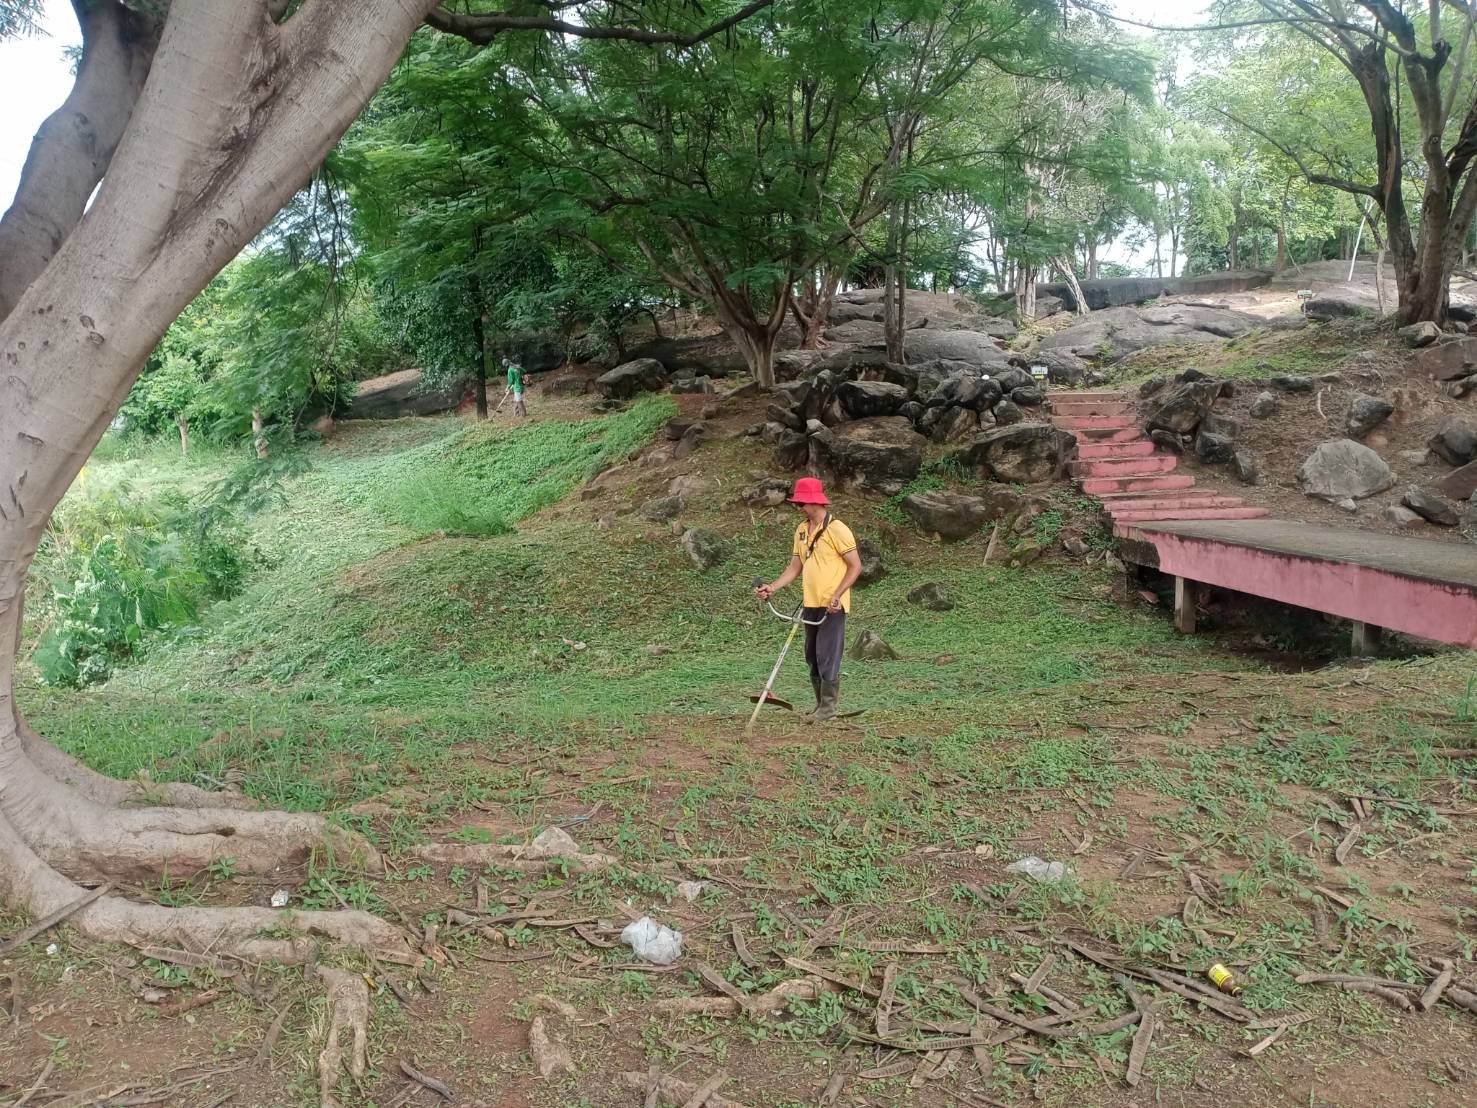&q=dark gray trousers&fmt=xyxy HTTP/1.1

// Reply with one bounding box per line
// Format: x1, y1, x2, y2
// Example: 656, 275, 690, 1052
803, 608, 846, 685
